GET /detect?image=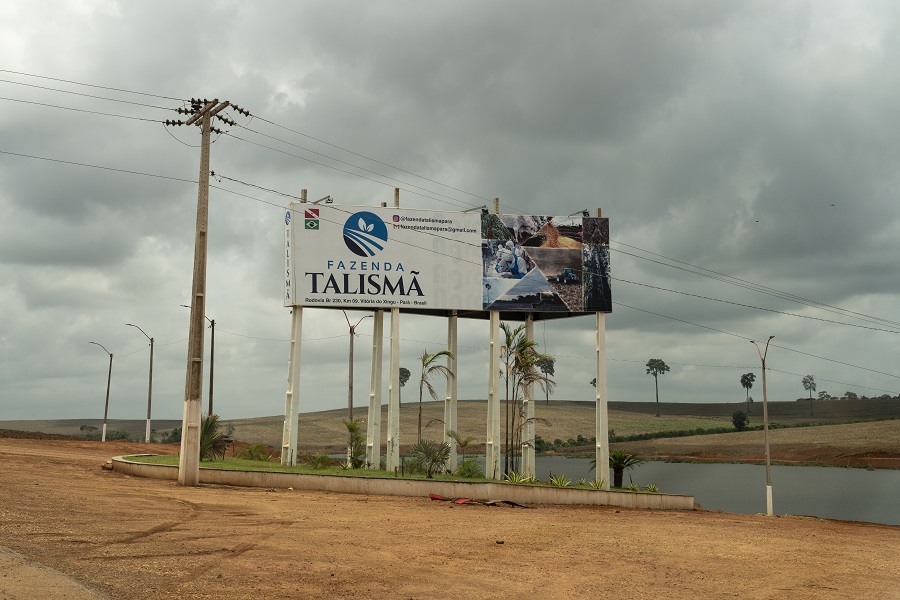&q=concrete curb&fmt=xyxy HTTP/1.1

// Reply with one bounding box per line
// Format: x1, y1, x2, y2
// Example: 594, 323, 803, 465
112, 455, 695, 510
